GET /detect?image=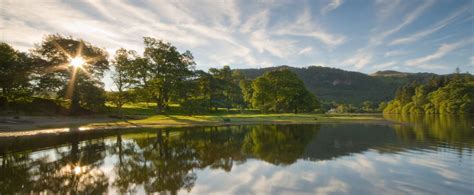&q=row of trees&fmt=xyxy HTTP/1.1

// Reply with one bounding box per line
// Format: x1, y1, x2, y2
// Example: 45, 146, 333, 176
111, 43, 318, 114
0, 34, 318, 114
383, 74, 474, 114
